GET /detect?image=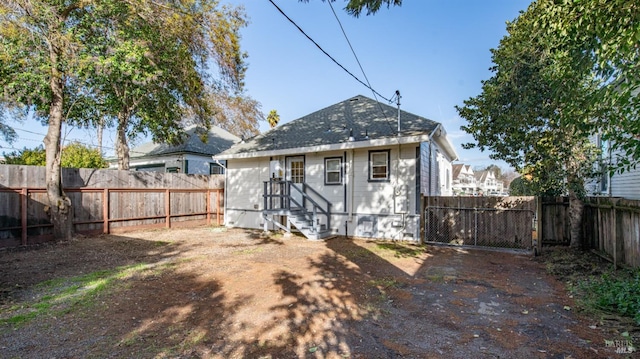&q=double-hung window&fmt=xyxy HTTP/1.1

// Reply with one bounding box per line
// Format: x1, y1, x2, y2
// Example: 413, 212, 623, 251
325, 157, 342, 185
369, 150, 390, 182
